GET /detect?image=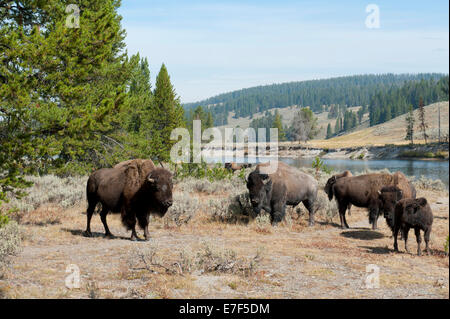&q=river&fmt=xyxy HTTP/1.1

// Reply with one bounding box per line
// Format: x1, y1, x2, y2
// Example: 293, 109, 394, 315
212, 155, 449, 188
278, 157, 449, 188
